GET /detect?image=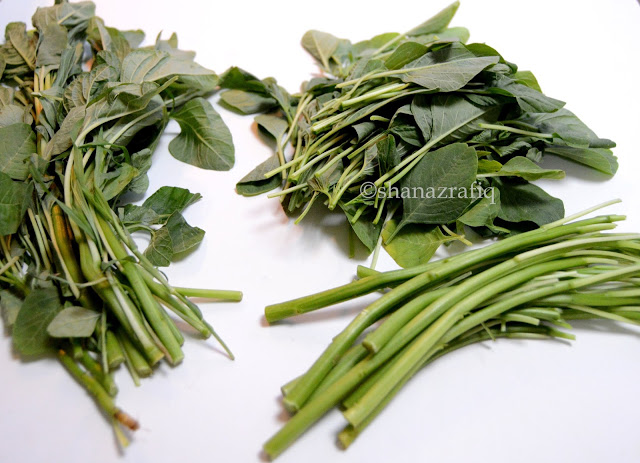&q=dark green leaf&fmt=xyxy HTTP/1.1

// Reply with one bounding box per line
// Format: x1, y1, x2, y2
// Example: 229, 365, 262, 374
0, 123, 36, 181
5, 22, 36, 70
218, 66, 267, 93
220, 90, 276, 115
497, 180, 564, 226
43, 106, 85, 159
236, 155, 282, 197
123, 186, 202, 225
36, 22, 68, 68
301, 30, 341, 70
377, 135, 400, 175
384, 42, 428, 70
407, 1, 460, 36
120, 49, 216, 84
412, 94, 497, 147
341, 203, 383, 253
169, 97, 235, 171
545, 145, 618, 175
353, 33, 400, 57
0, 290, 22, 327
518, 108, 615, 148
493, 75, 564, 113
144, 212, 205, 267
12, 288, 62, 356
458, 189, 501, 228
489, 156, 565, 181
399, 143, 478, 227
382, 219, 454, 267
255, 114, 289, 141
401, 43, 499, 92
